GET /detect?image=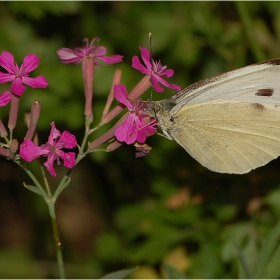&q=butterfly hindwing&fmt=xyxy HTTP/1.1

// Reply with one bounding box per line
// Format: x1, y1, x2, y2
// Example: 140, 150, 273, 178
170, 101, 280, 173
